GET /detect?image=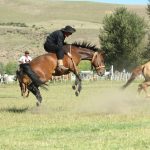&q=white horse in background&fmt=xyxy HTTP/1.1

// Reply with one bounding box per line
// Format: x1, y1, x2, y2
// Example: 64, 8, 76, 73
2, 74, 16, 84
